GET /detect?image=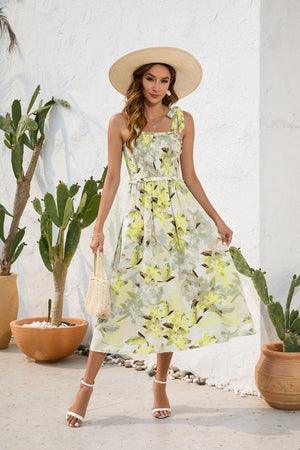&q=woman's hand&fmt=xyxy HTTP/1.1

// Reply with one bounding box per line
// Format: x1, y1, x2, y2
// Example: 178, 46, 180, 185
90, 232, 104, 254
215, 219, 233, 246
